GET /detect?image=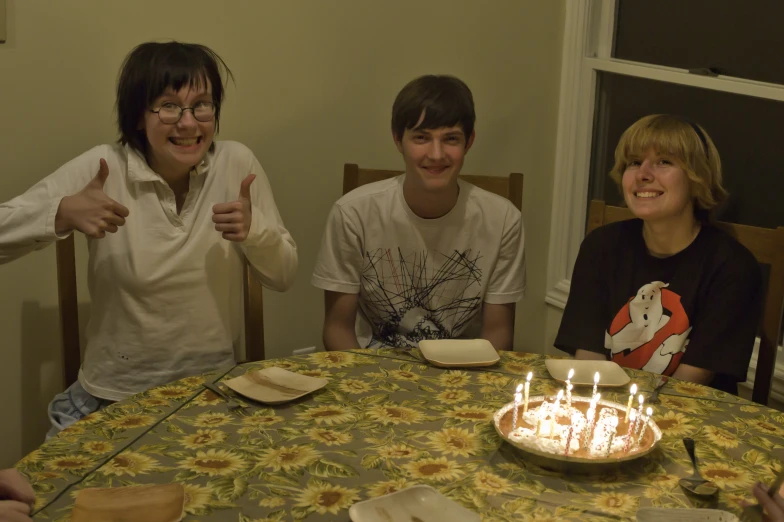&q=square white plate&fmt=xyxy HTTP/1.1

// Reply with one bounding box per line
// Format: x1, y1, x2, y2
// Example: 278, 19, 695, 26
223, 367, 328, 404
636, 508, 739, 522
545, 359, 630, 387
417, 339, 500, 368
349, 485, 480, 522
